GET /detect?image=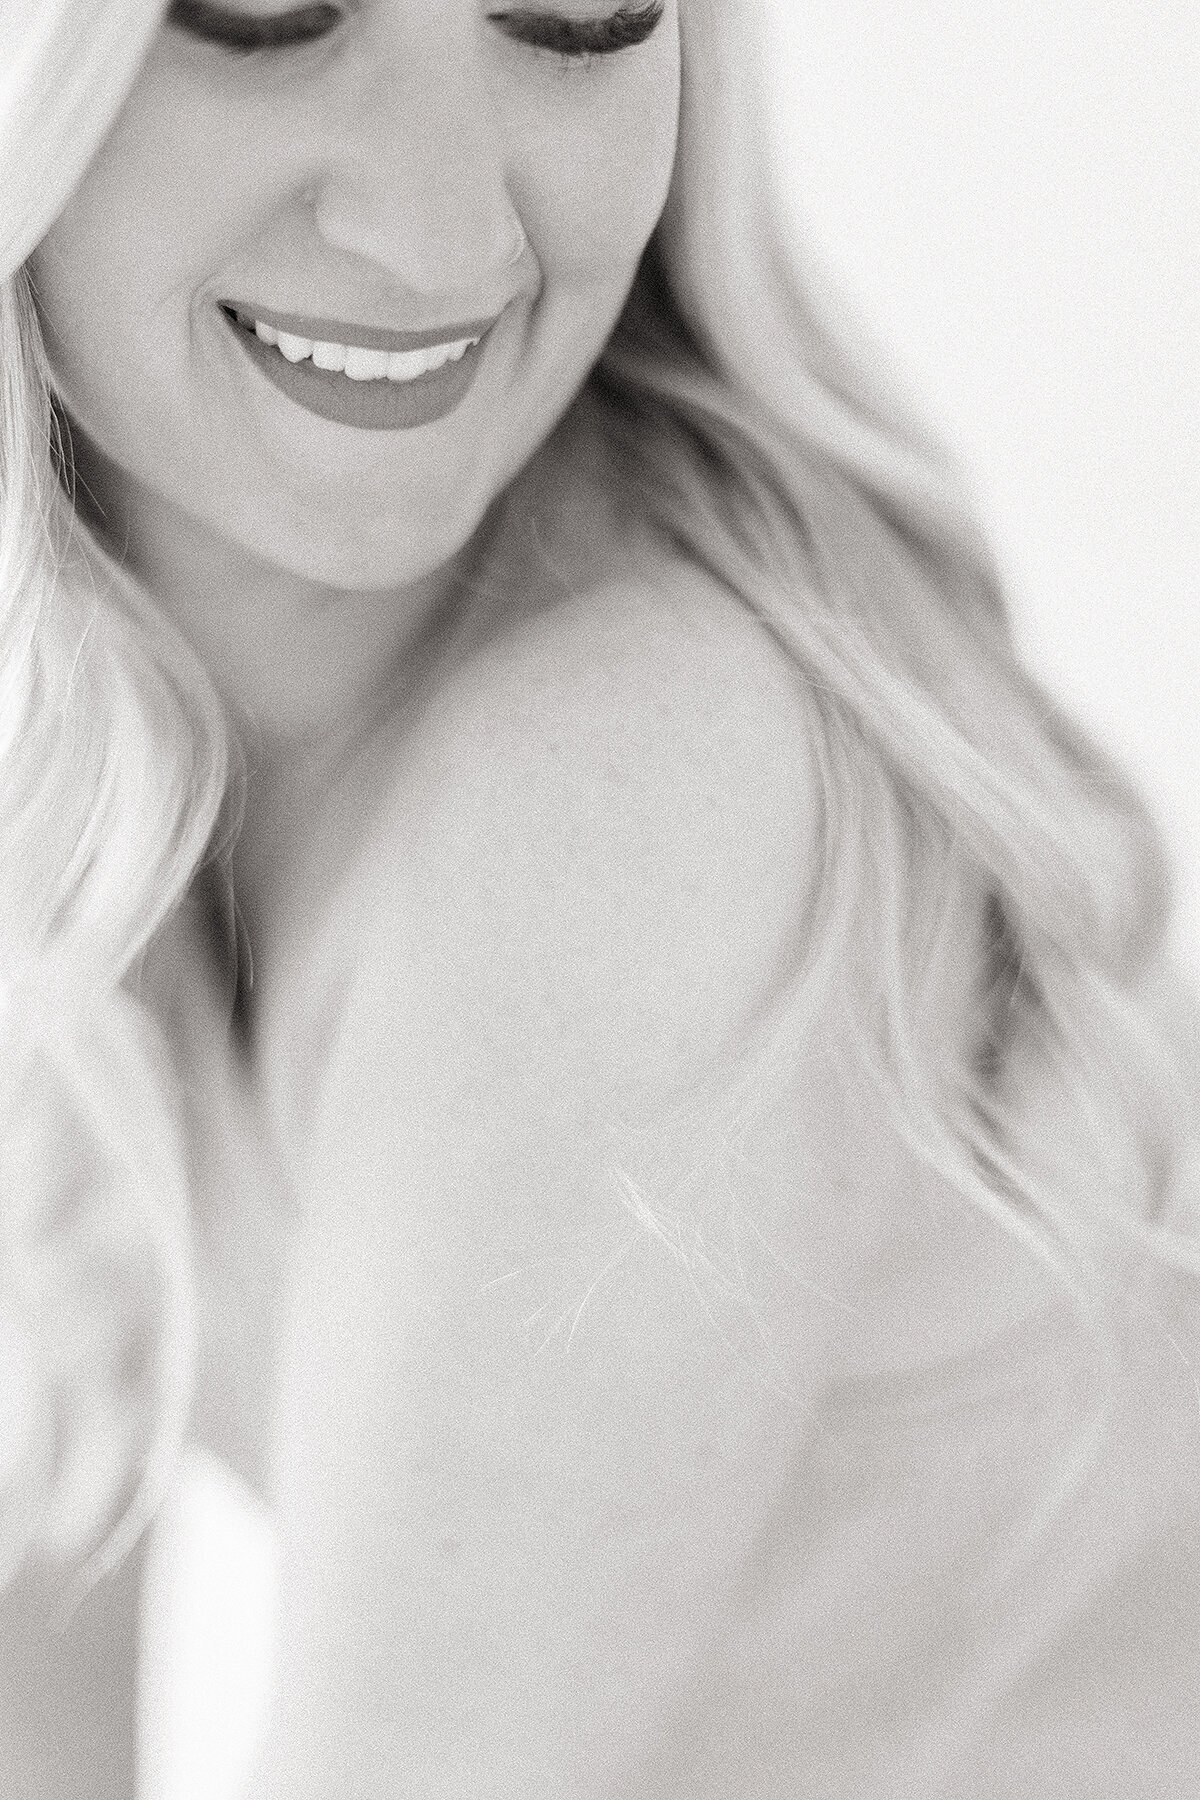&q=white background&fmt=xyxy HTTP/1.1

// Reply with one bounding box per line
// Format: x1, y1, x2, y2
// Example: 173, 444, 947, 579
765, 0, 1199, 980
